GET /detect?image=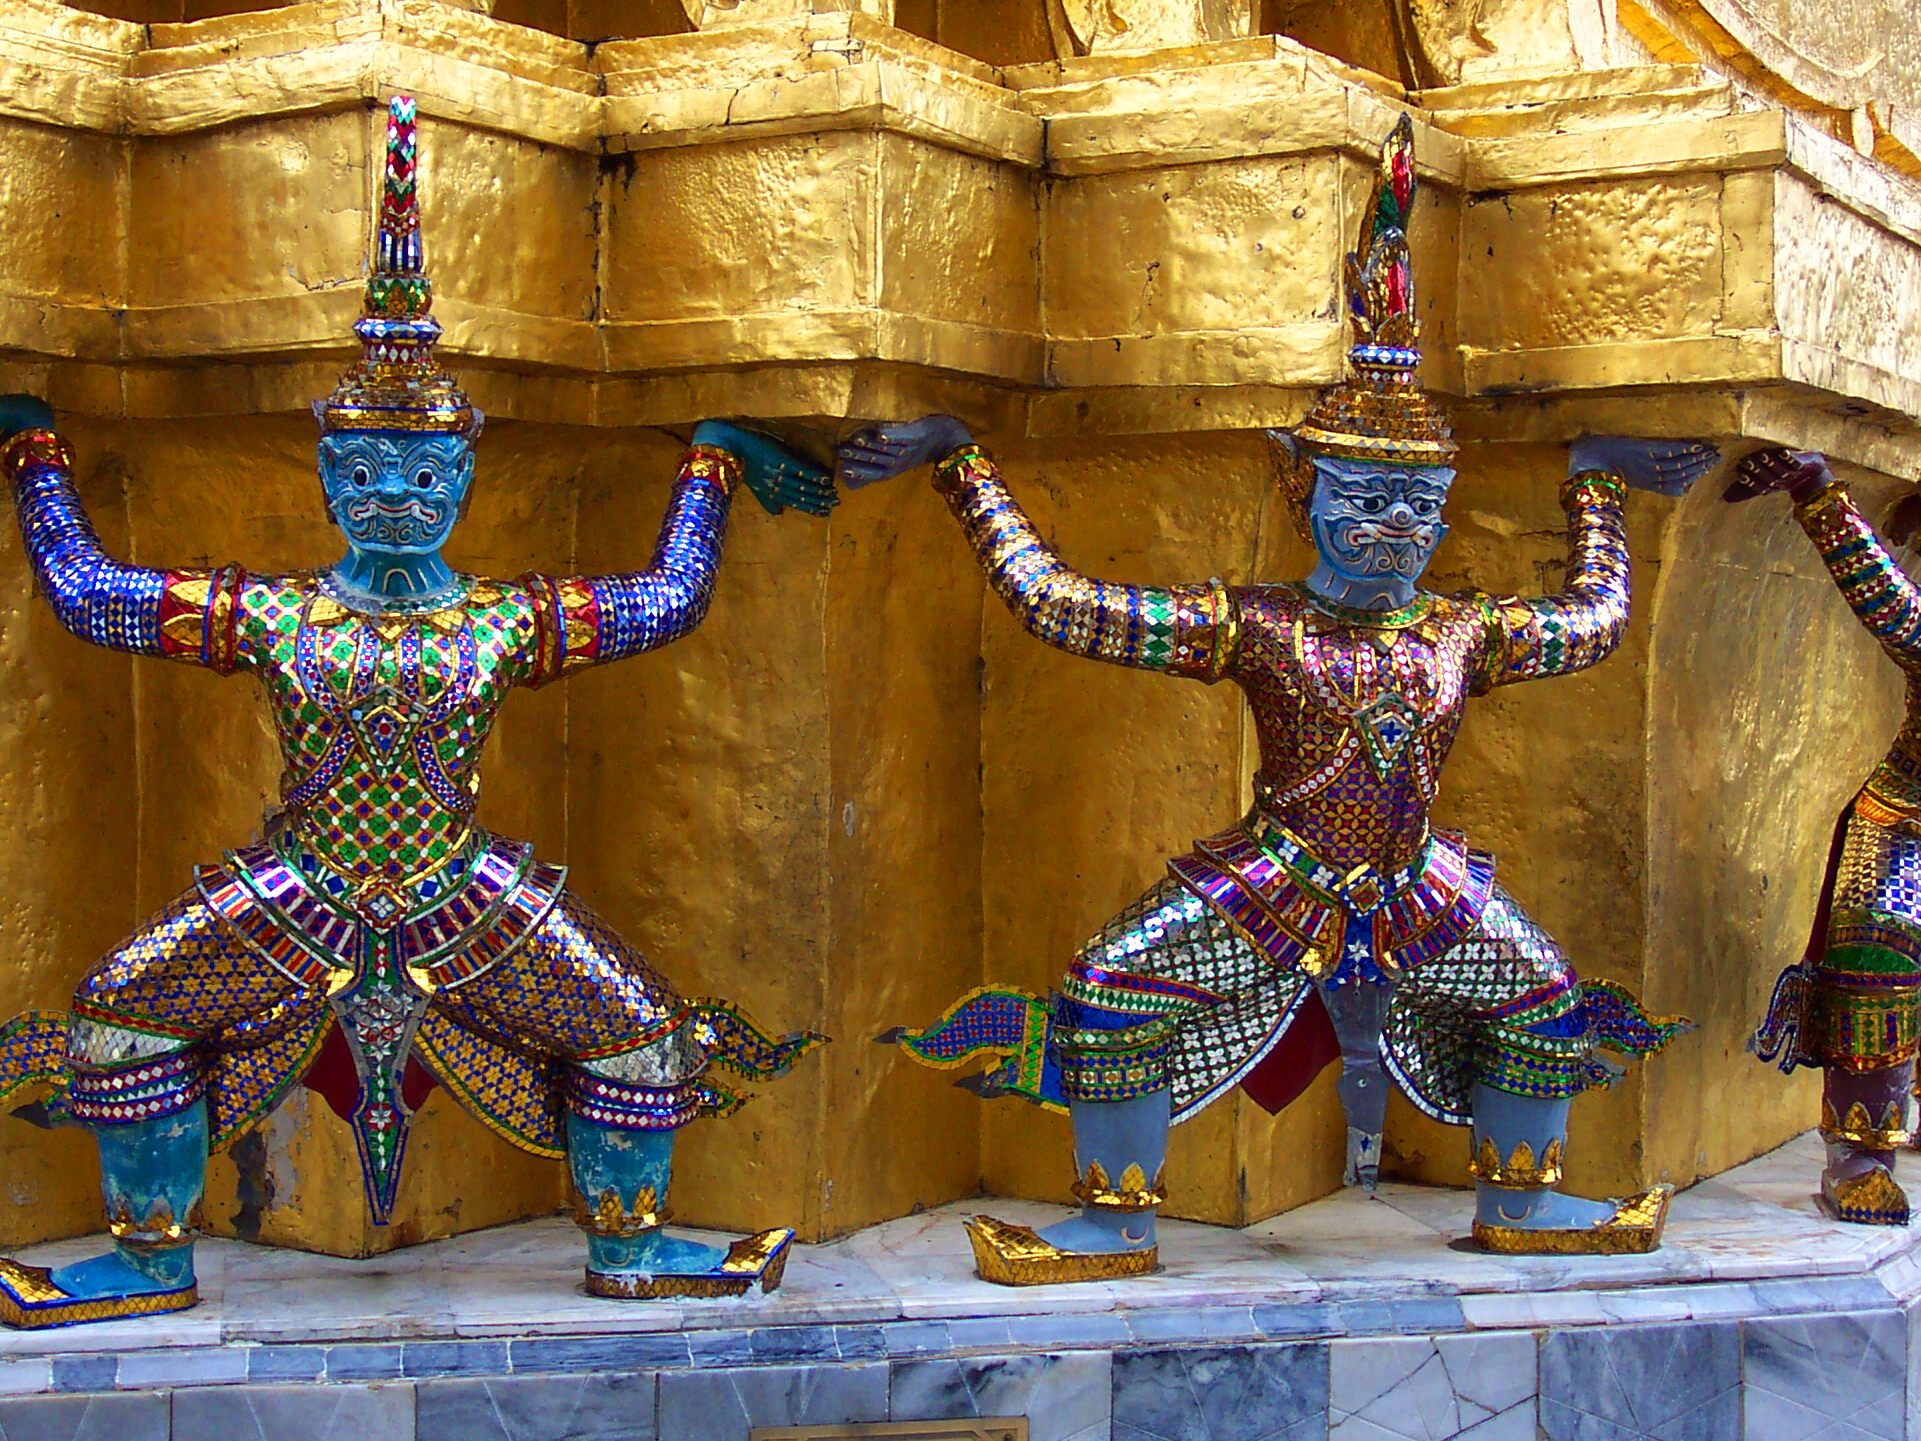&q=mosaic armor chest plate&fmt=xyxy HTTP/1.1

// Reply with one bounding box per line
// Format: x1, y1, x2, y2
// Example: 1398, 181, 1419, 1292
1234, 586, 1482, 876
245, 577, 538, 892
